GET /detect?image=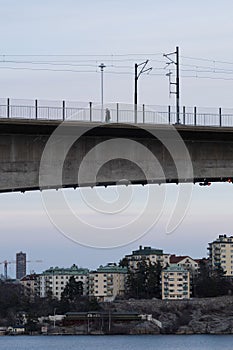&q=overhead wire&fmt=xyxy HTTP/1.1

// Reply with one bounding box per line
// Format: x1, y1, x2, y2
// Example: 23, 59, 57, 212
1, 52, 233, 82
